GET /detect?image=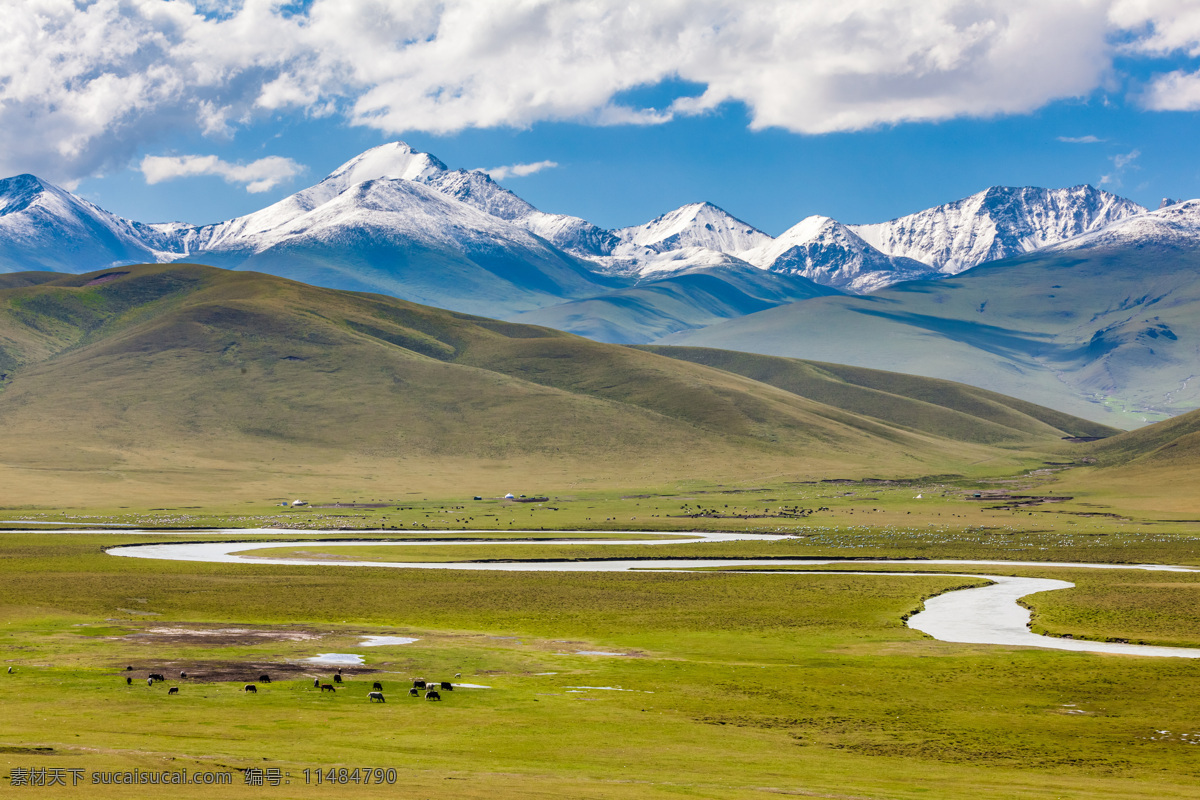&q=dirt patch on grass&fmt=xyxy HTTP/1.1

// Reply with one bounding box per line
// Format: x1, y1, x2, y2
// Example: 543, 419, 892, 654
116, 659, 383, 683
125, 626, 322, 646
